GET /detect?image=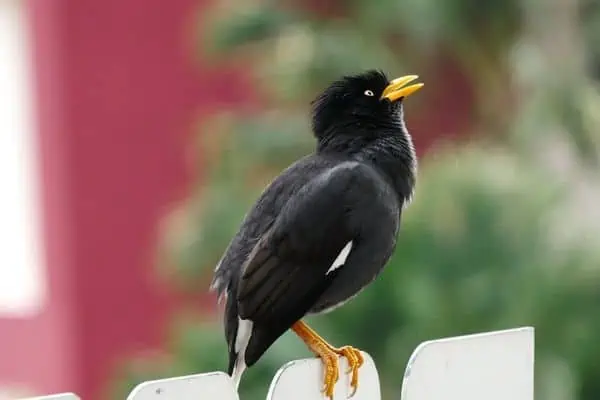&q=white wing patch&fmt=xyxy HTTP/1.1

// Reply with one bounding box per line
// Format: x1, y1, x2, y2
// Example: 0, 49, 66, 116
326, 241, 353, 275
